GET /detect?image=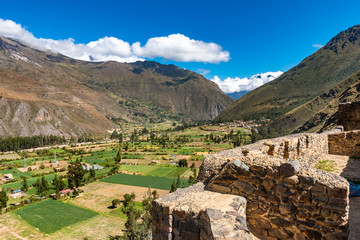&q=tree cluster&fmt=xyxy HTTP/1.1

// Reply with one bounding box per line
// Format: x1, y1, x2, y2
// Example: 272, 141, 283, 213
32, 176, 49, 196
178, 159, 188, 167
109, 190, 158, 240
0, 135, 66, 152
67, 159, 85, 189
